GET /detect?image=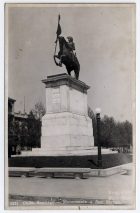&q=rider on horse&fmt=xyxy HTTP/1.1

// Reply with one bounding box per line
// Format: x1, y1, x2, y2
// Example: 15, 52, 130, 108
58, 36, 75, 67
54, 15, 80, 80
54, 34, 80, 80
